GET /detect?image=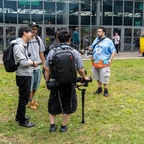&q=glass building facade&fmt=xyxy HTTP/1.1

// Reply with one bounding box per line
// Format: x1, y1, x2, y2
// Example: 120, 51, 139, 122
0, 0, 144, 52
